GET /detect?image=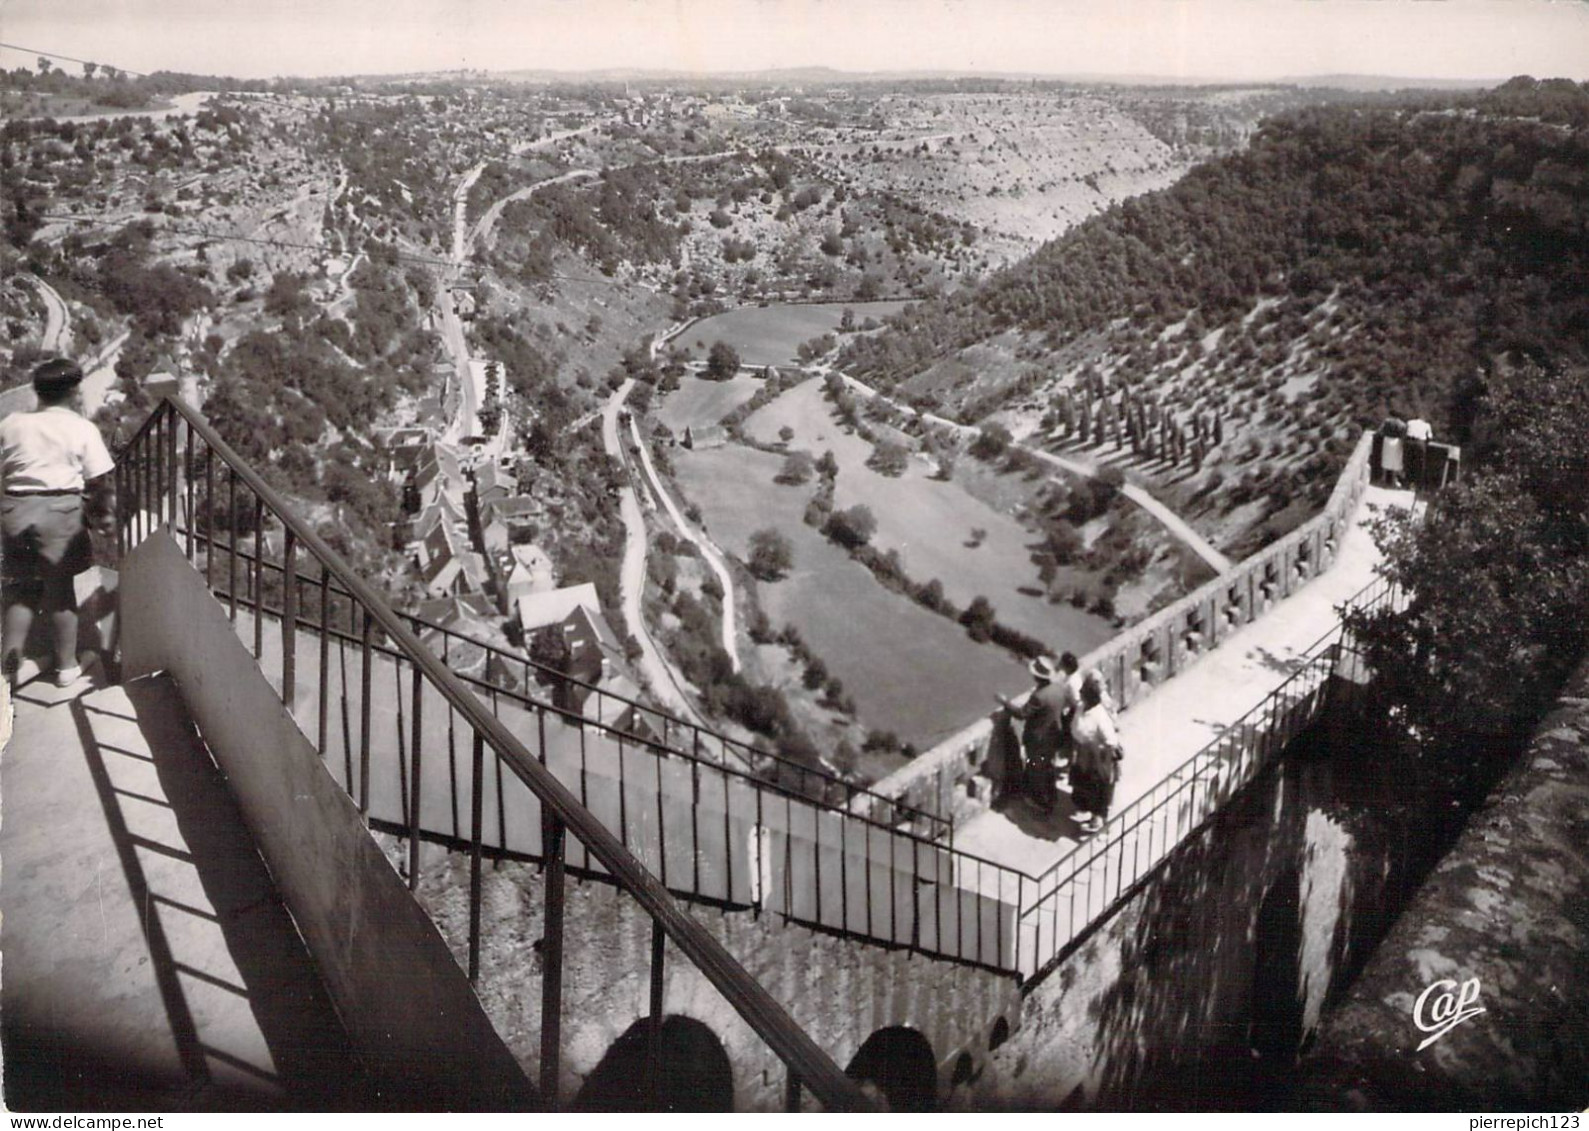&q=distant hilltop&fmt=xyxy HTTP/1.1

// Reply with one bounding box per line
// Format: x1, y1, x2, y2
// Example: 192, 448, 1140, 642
347, 65, 1507, 92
